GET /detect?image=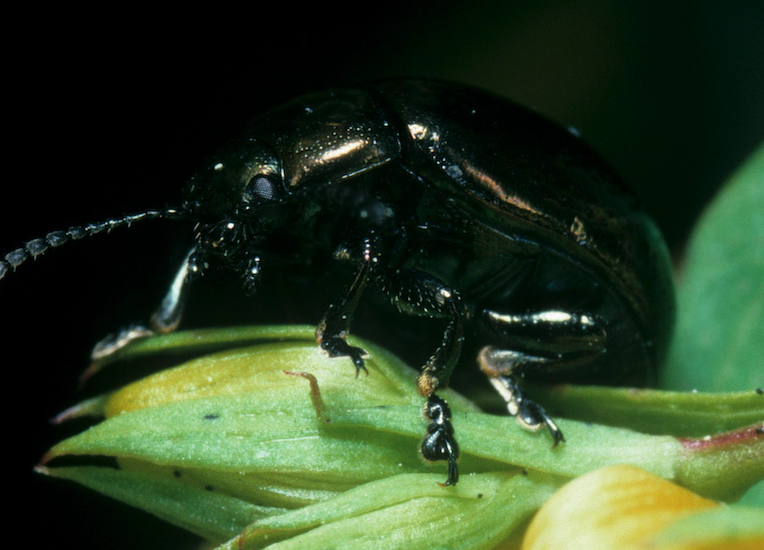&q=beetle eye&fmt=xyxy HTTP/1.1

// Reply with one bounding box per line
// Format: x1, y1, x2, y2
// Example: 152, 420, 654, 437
245, 175, 282, 203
